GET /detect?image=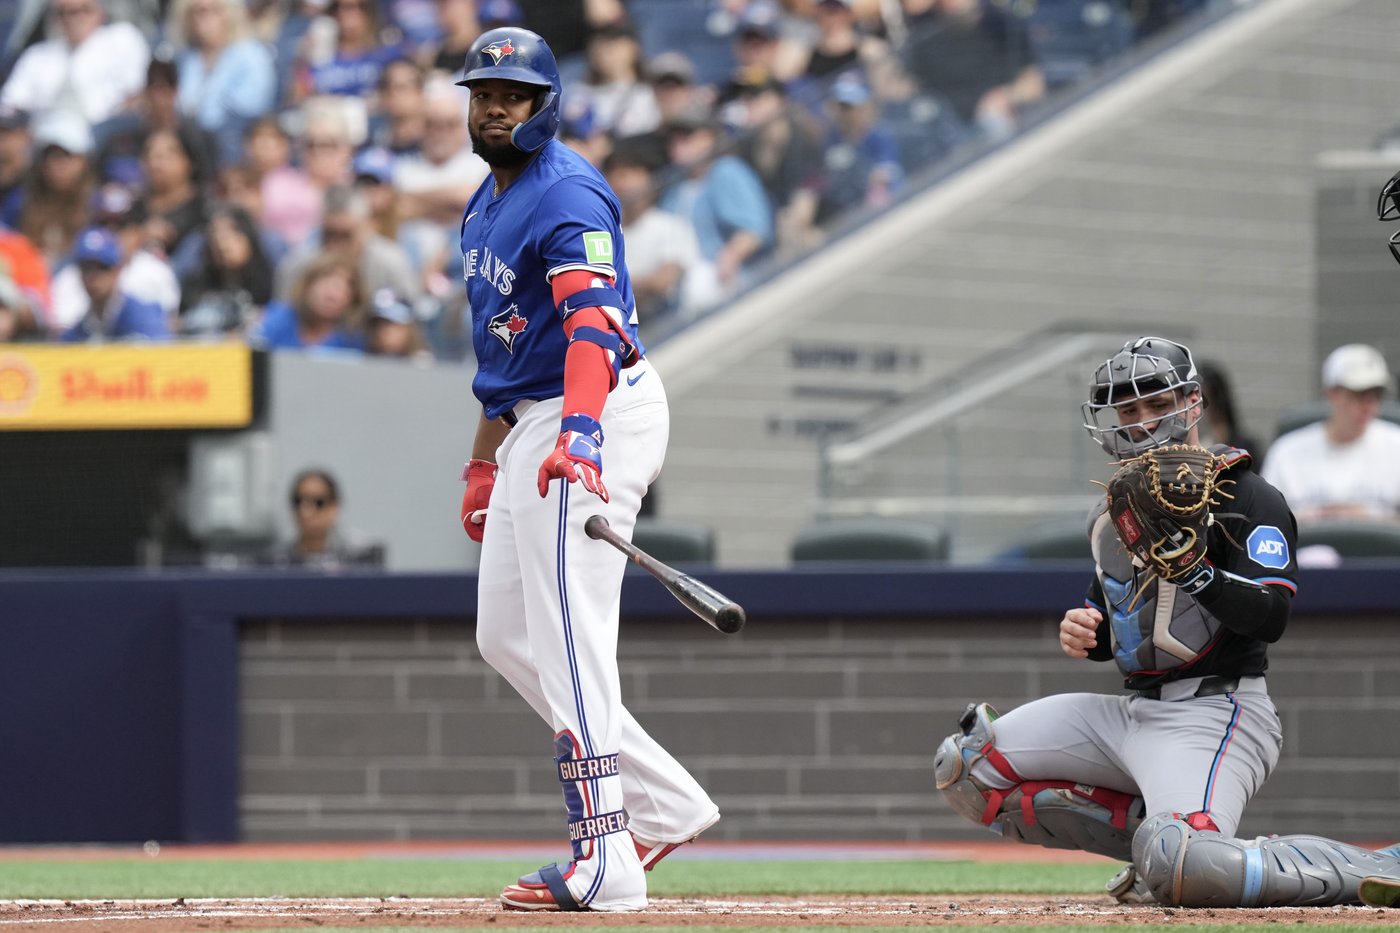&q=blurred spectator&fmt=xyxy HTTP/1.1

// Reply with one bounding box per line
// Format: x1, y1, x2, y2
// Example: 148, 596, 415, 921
572, 20, 662, 138
814, 72, 903, 225
1262, 344, 1400, 523
515, 0, 627, 63
131, 126, 211, 275
728, 0, 808, 86
18, 110, 97, 266
0, 228, 52, 341
647, 51, 717, 130
252, 250, 367, 350
178, 202, 275, 335
263, 467, 385, 569
238, 117, 314, 253
0, 0, 151, 127
726, 68, 823, 258
393, 79, 488, 229
259, 102, 356, 250
1199, 360, 1262, 469
800, 0, 876, 82
900, 0, 1045, 140
559, 99, 612, 168
94, 56, 219, 195
426, 0, 525, 74
49, 183, 181, 336
295, 0, 406, 102
217, 163, 291, 264
368, 57, 427, 156
274, 184, 419, 302
352, 146, 403, 238
59, 226, 171, 342
0, 107, 32, 230
268, 0, 328, 107
659, 102, 774, 291
170, 0, 279, 167
365, 286, 432, 362
603, 137, 710, 321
